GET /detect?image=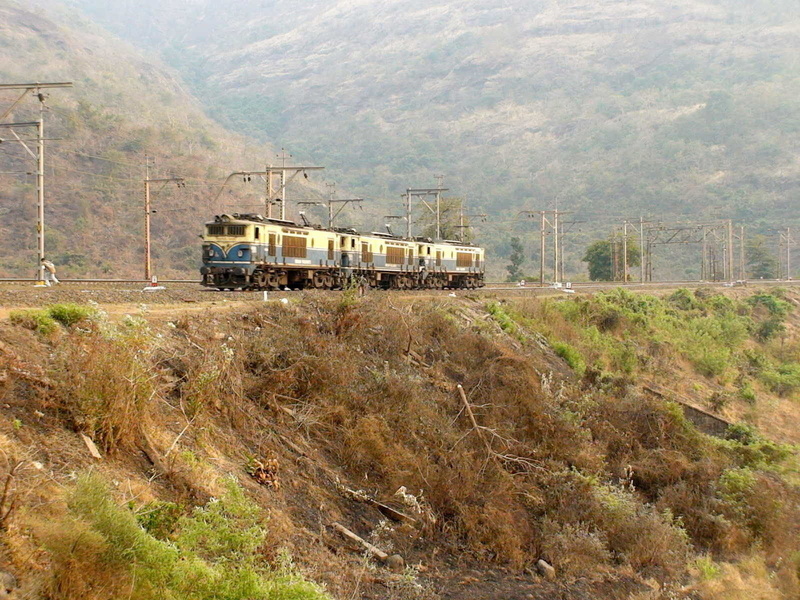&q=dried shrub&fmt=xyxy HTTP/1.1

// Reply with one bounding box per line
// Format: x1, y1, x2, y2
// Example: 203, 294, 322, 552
51, 321, 157, 452
539, 518, 611, 576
